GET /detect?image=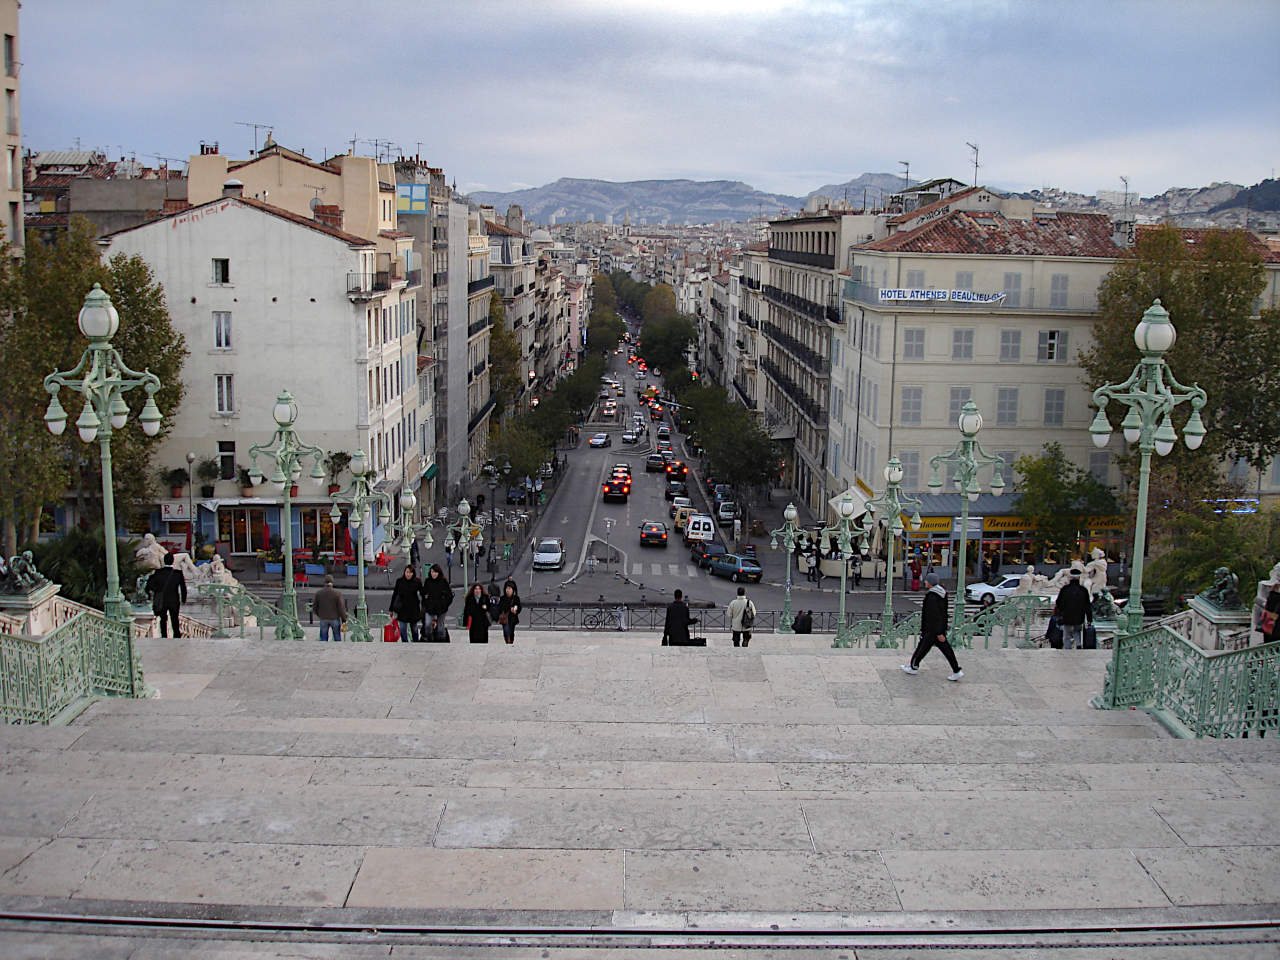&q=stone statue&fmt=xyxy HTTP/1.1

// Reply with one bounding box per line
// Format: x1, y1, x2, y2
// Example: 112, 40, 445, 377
1201, 566, 1243, 610
1084, 548, 1109, 597
2, 551, 48, 594
170, 552, 201, 584
135, 533, 167, 571
204, 554, 237, 585
1044, 565, 1077, 591
1014, 565, 1039, 596
1091, 589, 1122, 621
